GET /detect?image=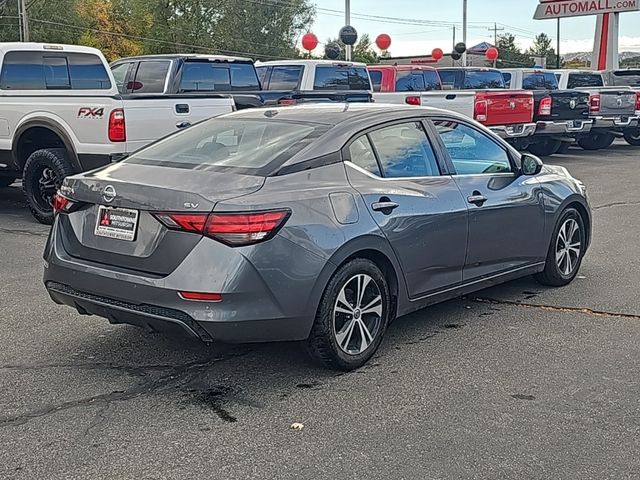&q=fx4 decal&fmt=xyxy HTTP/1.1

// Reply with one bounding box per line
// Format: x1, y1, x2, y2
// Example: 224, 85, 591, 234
78, 107, 105, 119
